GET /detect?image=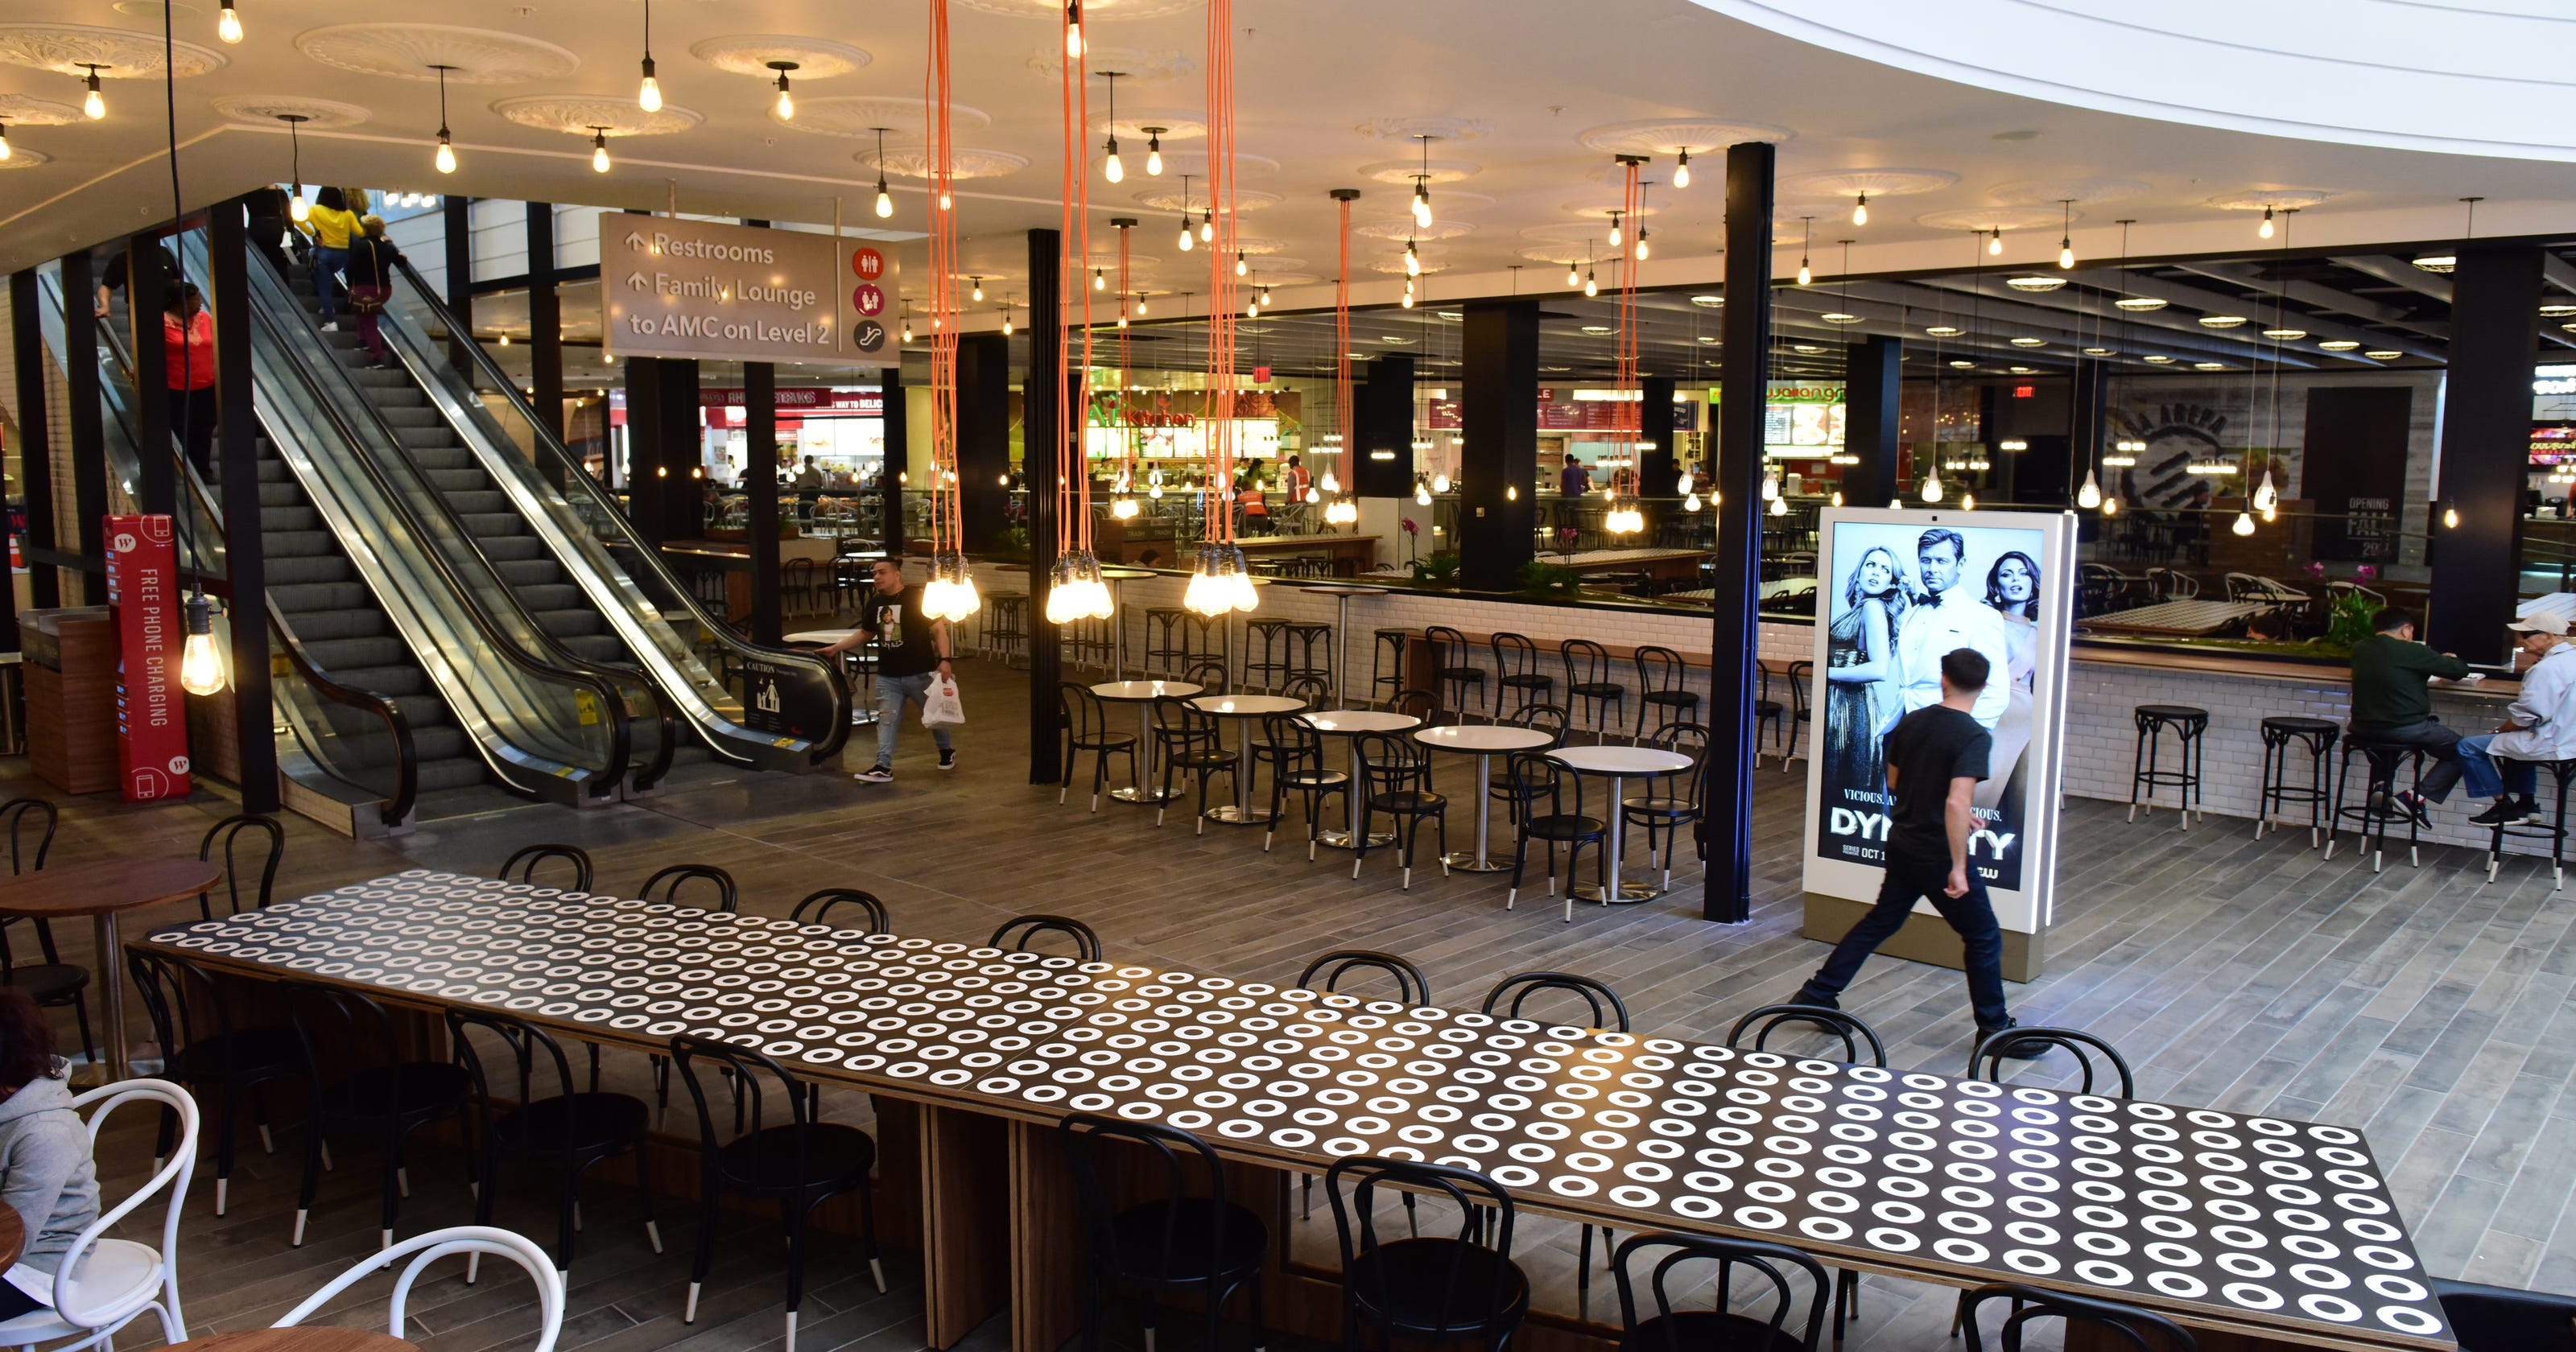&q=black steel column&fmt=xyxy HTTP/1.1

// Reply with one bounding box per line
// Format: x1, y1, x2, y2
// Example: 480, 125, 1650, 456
211, 201, 278, 812
1639, 374, 1677, 497
1705, 140, 1773, 924
1354, 354, 1416, 500
2432, 243, 2544, 665
1845, 334, 1901, 506
444, 196, 475, 373
61, 251, 105, 602
8, 270, 59, 610
129, 233, 173, 517
877, 359, 906, 548
1455, 311, 1533, 592
526, 204, 565, 489
743, 360, 781, 643
624, 357, 666, 544
1026, 229, 1063, 785
956, 332, 1011, 552
654, 358, 703, 543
